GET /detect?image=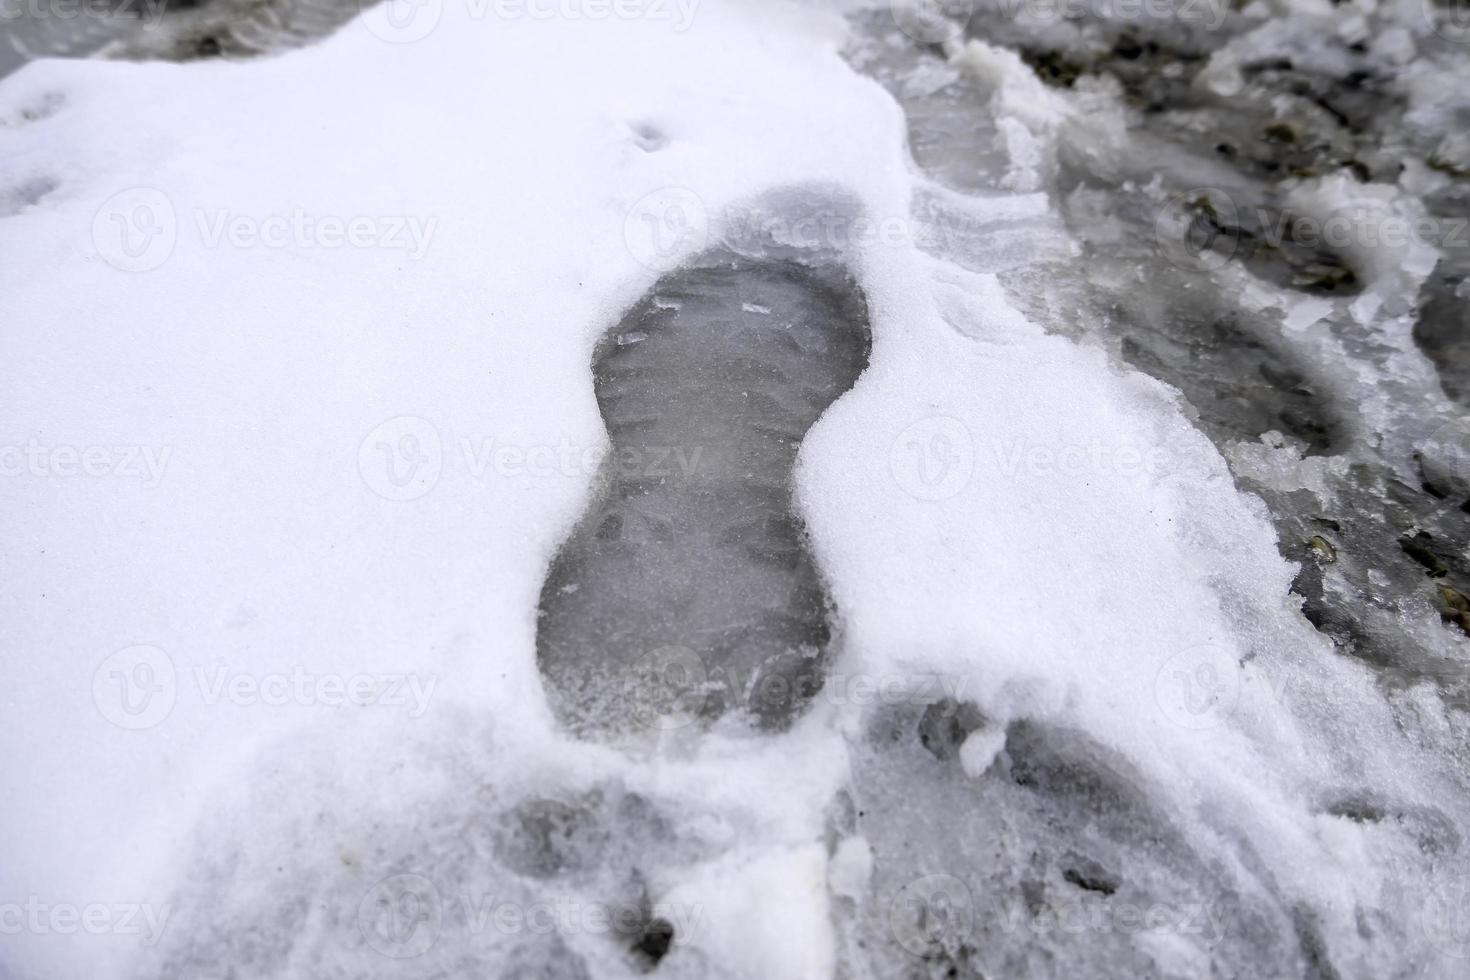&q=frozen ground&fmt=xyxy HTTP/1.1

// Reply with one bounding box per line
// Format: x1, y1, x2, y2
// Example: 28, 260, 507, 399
1, 0, 1468, 978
